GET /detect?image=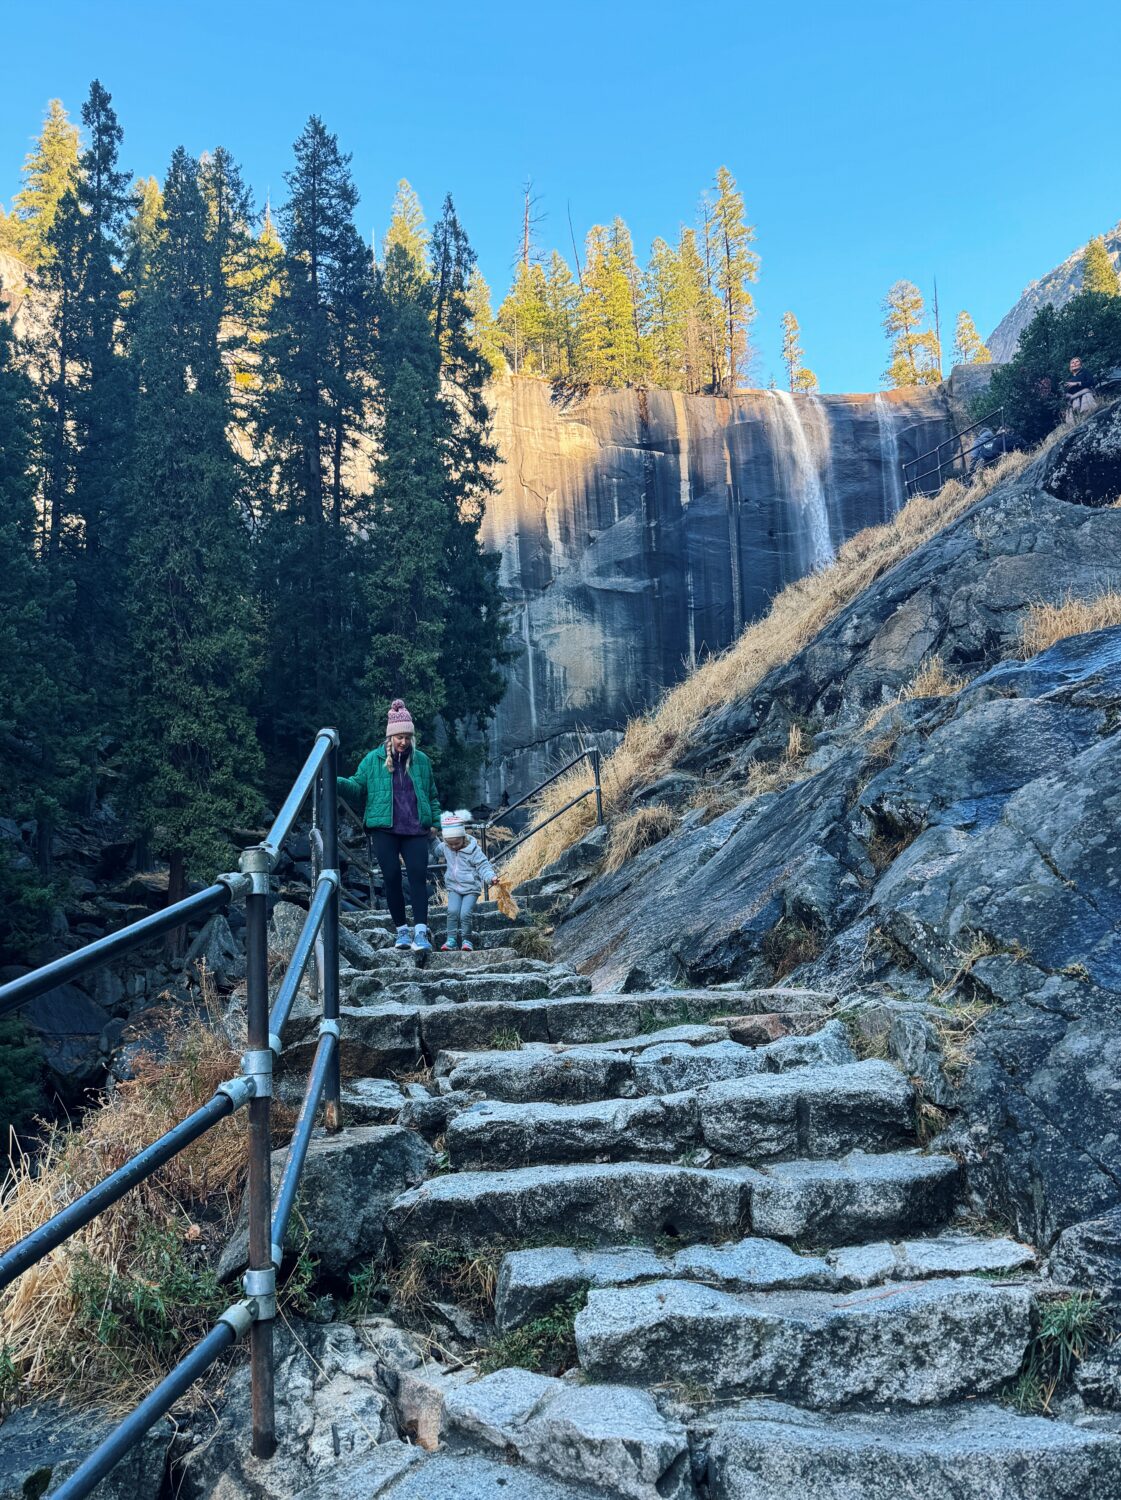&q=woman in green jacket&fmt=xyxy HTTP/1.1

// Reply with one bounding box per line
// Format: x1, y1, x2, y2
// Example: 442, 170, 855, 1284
337, 698, 443, 952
